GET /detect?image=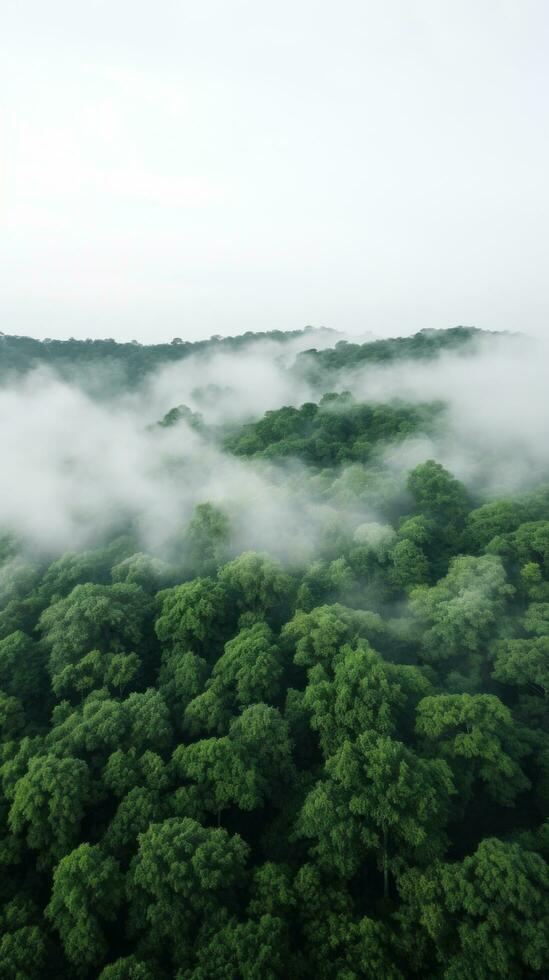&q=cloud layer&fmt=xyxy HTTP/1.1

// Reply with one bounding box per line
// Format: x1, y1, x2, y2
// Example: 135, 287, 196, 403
0, 331, 547, 559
